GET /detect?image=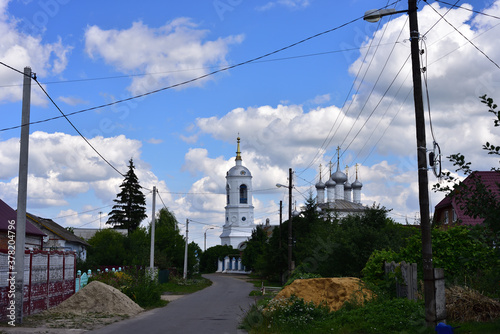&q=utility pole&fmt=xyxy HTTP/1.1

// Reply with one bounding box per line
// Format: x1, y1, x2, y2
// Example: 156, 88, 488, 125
408, 0, 436, 326
279, 200, 282, 249
287, 168, 293, 274
149, 186, 156, 271
183, 218, 189, 280
99, 212, 102, 230
14, 66, 32, 324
